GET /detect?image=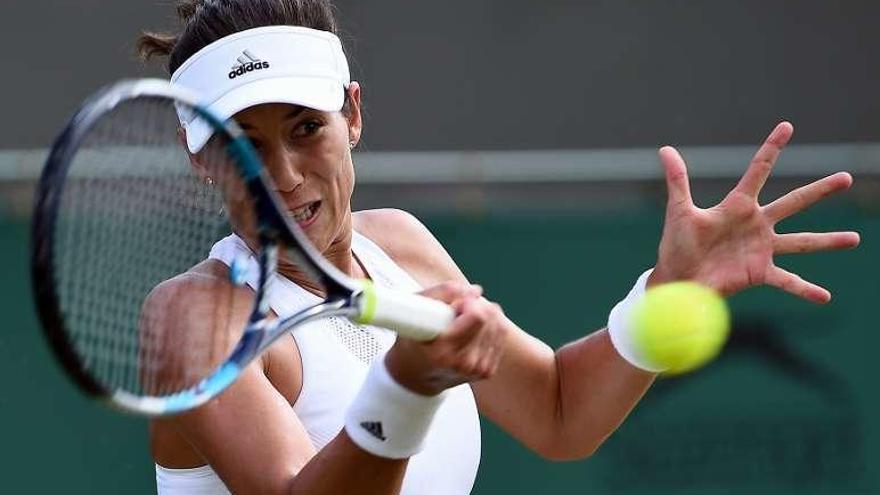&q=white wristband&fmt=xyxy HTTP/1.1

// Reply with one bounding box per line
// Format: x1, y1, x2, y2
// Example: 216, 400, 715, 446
344, 355, 447, 459
607, 268, 667, 373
